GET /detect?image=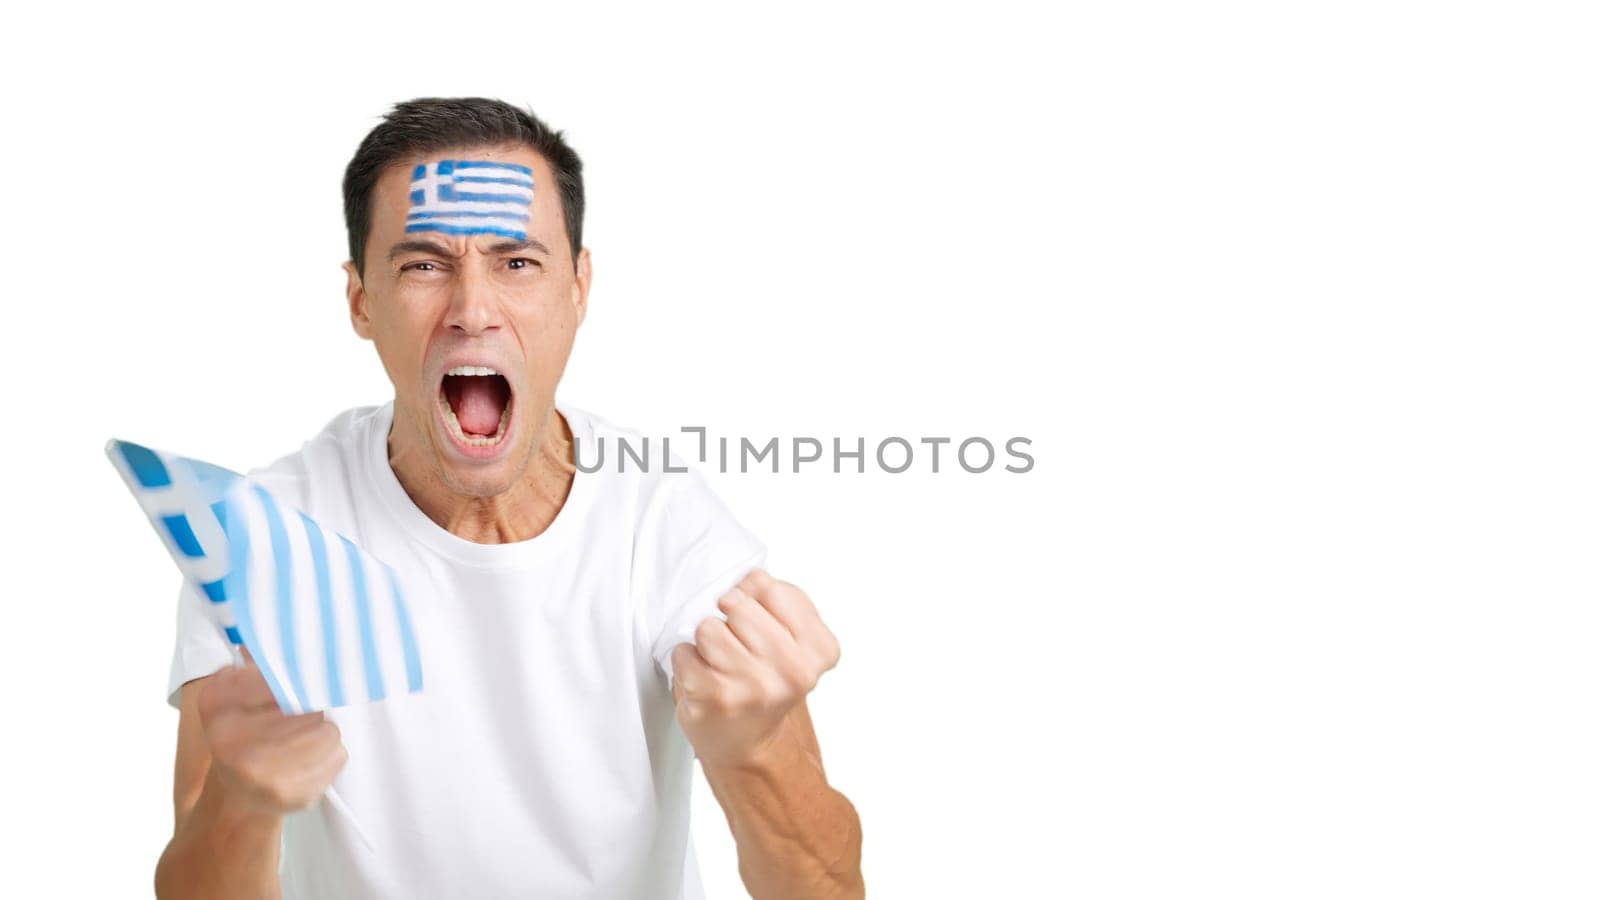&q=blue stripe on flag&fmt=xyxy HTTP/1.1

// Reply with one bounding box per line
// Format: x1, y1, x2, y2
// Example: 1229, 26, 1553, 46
298, 511, 345, 708
444, 188, 531, 204
225, 625, 242, 644
200, 578, 227, 603
405, 223, 527, 239
386, 566, 423, 693
407, 210, 531, 221
160, 514, 204, 557
341, 535, 386, 702
223, 497, 295, 713
256, 486, 310, 713
118, 442, 171, 487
